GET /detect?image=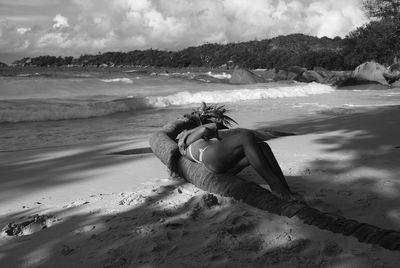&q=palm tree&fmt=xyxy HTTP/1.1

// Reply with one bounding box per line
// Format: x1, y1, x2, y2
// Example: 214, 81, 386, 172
184, 102, 237, 128
149, 105, 400, 251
